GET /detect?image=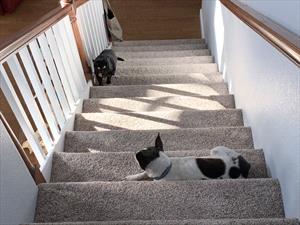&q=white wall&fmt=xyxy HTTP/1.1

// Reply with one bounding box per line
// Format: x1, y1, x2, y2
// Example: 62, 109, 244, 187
238, 0, 300, 35
202, 0, 300, 219
0, 121, 38, 225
